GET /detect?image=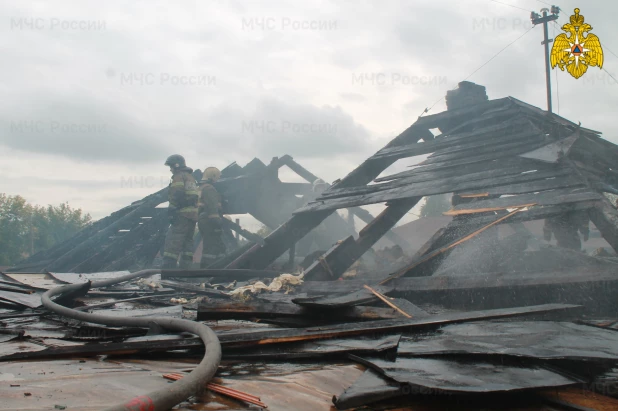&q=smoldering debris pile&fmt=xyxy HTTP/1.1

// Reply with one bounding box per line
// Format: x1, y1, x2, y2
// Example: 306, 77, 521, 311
3, 82, 618, 410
